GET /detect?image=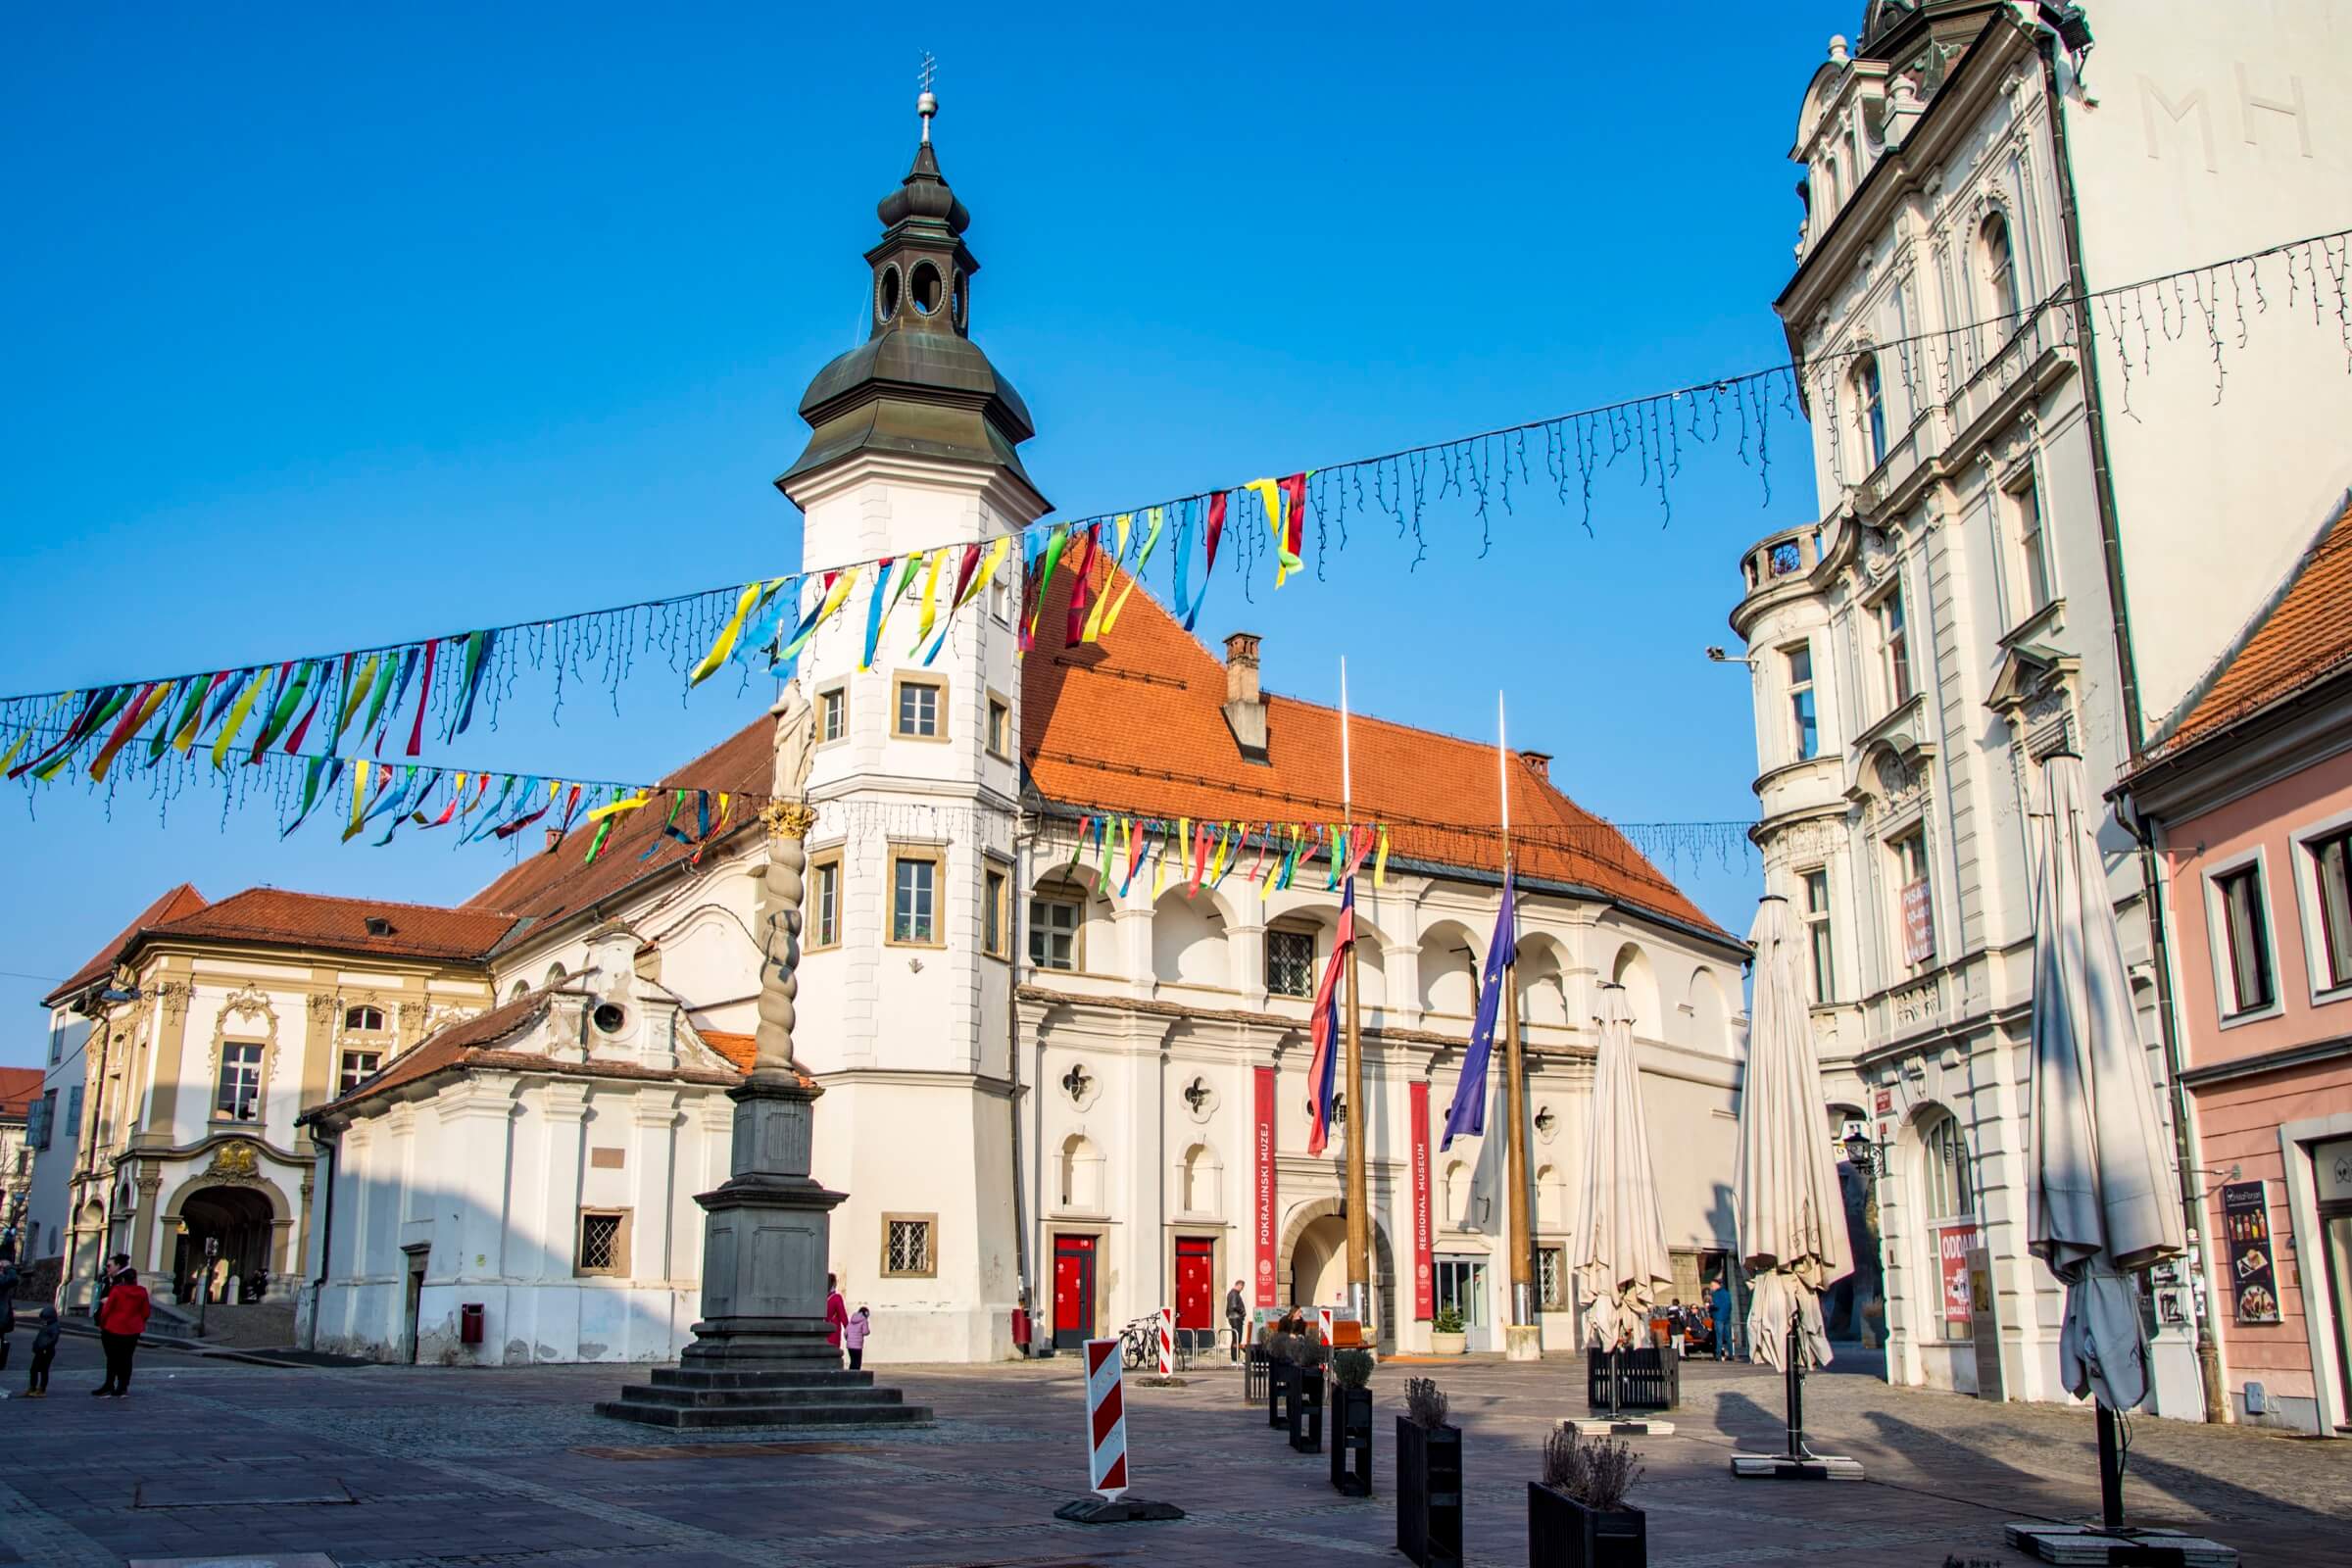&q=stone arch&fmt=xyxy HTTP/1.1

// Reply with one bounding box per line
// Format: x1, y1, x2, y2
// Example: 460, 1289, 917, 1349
162, 1173, 294, 1304
1610, 942, 1660, 1038
544, 962, 568, 988
1418, 919, 1483, 1017
1177, 1140, 1222, 1217
1267, 898, 1393, 1011
1152, 887, 1229, 988
1032, 862, 1115, 974
1515, 932, 1572, 1028
1686, 966, 1731, 1053
1443, 1157, 1473, 1228
1055, 1132, 1105, 1214
1272, 1194, 1399, 1348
